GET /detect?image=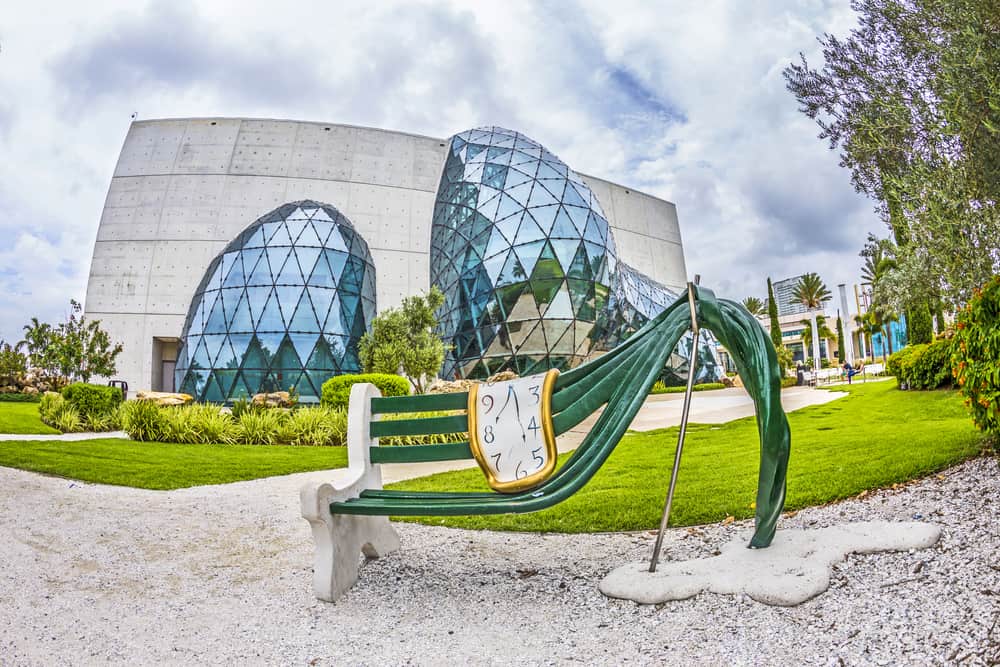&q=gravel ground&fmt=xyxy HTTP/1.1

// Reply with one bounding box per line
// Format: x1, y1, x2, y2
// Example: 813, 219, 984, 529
1, 456, 997, 666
